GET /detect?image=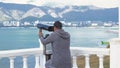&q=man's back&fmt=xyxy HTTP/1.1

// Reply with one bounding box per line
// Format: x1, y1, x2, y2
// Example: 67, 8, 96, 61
50, 29, 72, 68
